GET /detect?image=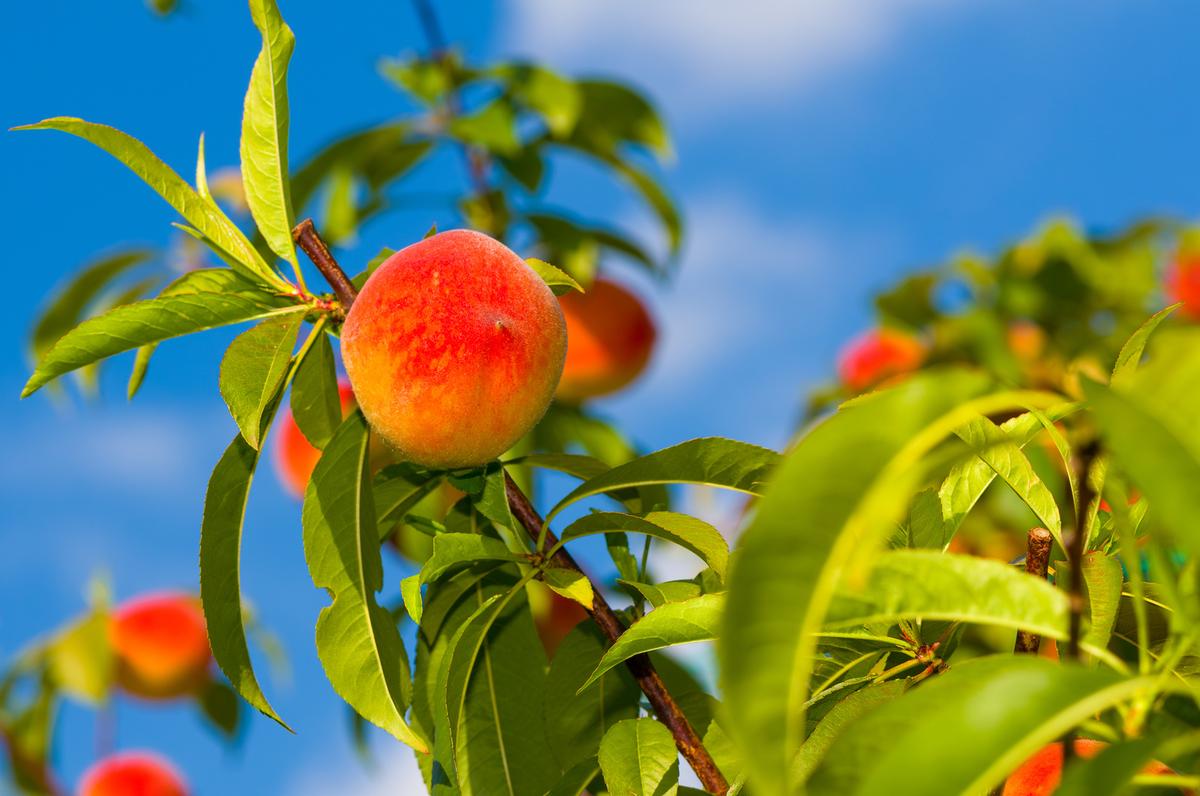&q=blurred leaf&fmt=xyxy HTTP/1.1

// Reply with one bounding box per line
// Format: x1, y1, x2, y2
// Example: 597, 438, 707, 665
598, 718, 680, 796
1081, 552, 1123, 654
493, 63, 581, 137
806, 656, 1152, 795
526, 258, 583, 296
241, 0, 298, 269
197, 678, 242, 739
954, 414, 1063, 546
14, 118, 281, 287
825, 550, 1068, 638
544, 623, 641, 772
607, 156, 682, 254
559, 511, 729, 580
548, 437, 778, 521
449, 99, 520, 156
380, 56, 451, 104
302, 412, 427, 752
289, 328, 341, 449
352, 246, 396, 290
497, 145, 544, 192
581, 593, 722, 692
720, 370, 993, 793
526, 212, 657, 278
47, 609, 112, 705
22, 272, 298, 397
1111, 303, 1181, 386
219, 313, 302, 450
30, 249, 153, 364
201, 434, 289, 728
542, 567, 593, 609
567, 80, 671, 157
291, 123, 430, 212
